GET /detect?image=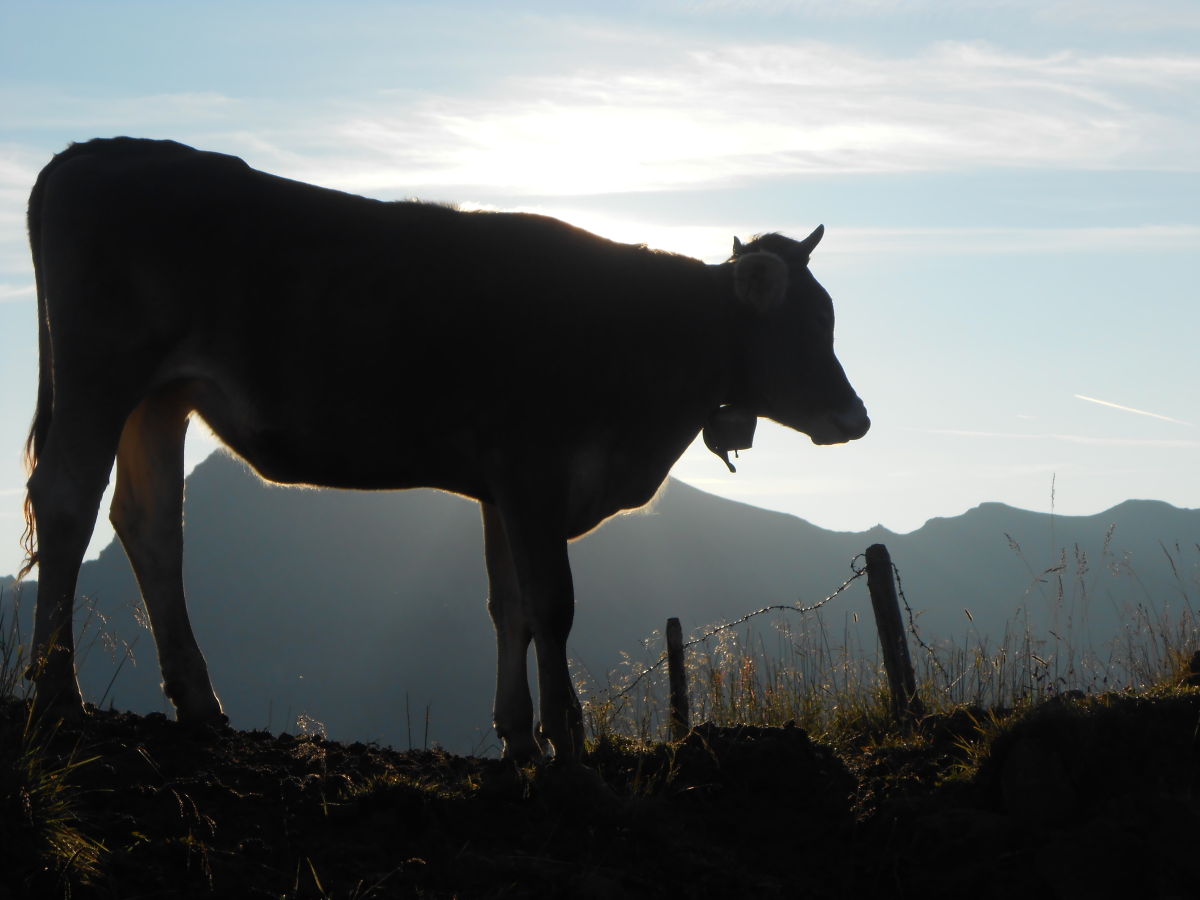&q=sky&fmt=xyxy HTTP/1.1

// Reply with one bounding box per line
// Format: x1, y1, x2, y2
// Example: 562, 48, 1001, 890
1, 0, 1198, 579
